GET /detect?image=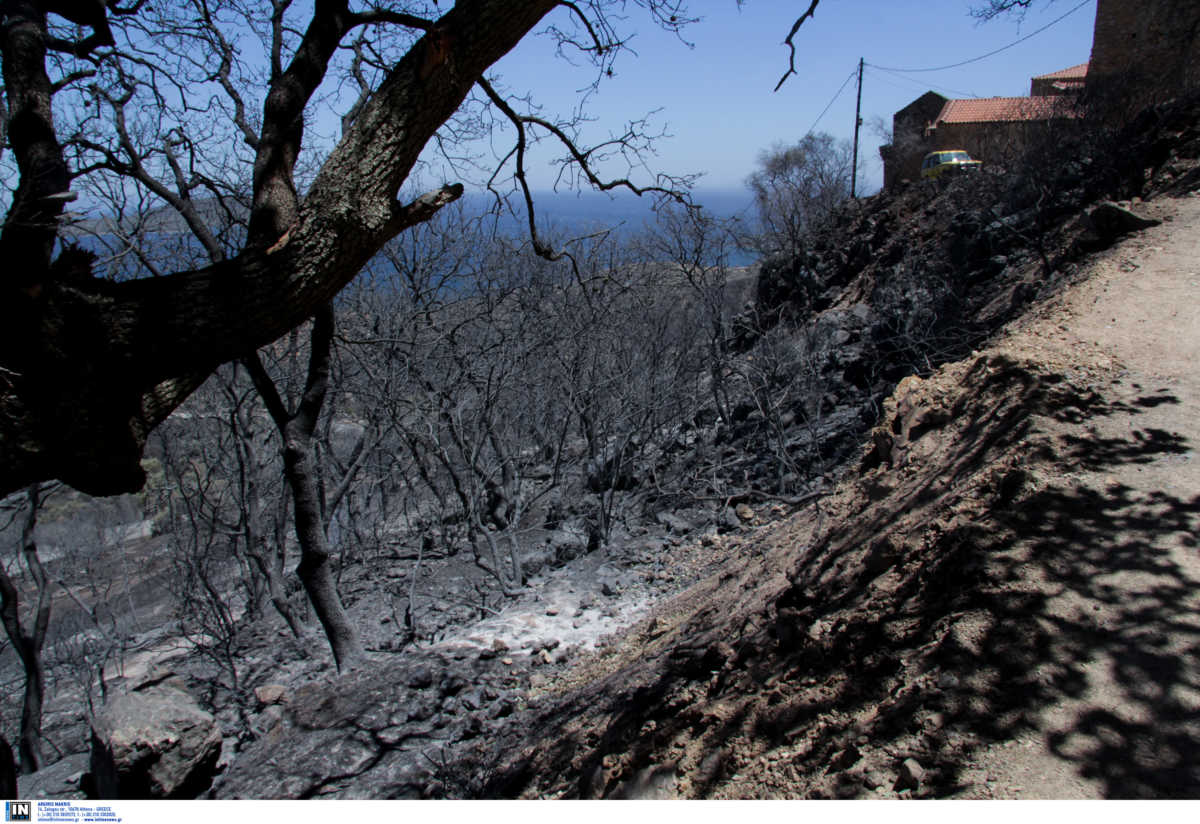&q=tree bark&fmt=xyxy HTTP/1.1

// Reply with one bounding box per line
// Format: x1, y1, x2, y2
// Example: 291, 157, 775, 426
0, 485, 52, 774
284, 425, 365, 672
0, 0, 560, 498
246, 305, 365, 672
